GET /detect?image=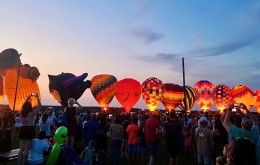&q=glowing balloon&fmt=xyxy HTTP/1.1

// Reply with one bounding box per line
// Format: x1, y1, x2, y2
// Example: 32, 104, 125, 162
48, 73, 91, 106
213, 84, 234, 112
194, 80, 214, 111
178, 86, 196, 112
162, 83, 184, 111
142, 77, 164, 111
4, 69, 41, 111
90, 74, 117, 110
232, 84, 255, 109
0, 76, 4, 103
254, 90, 260, 113
0, 48, 21, 70
115, 78, 141, 113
